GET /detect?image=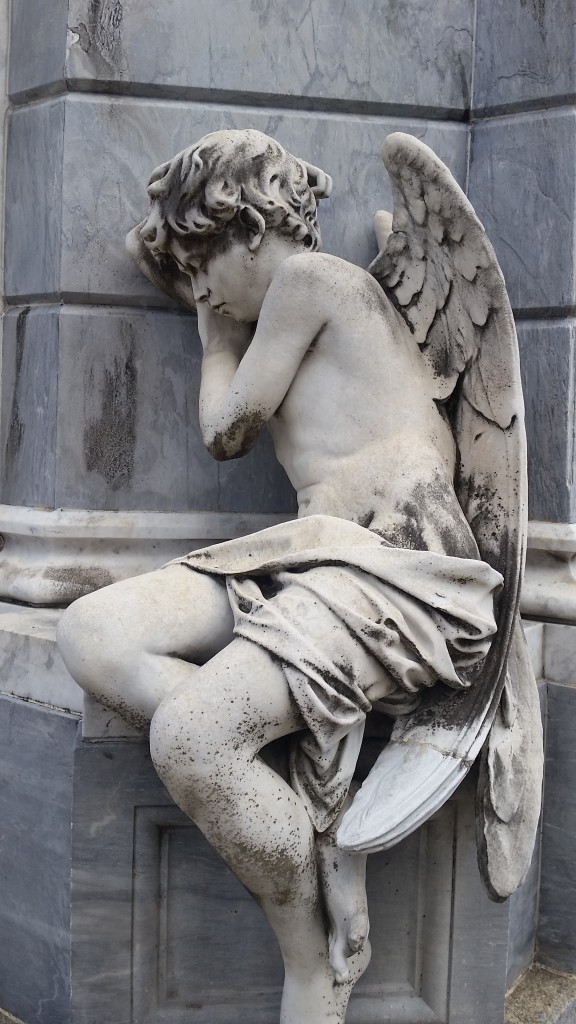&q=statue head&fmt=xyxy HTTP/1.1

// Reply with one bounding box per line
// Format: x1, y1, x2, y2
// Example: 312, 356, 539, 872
138, 129, 333, 269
